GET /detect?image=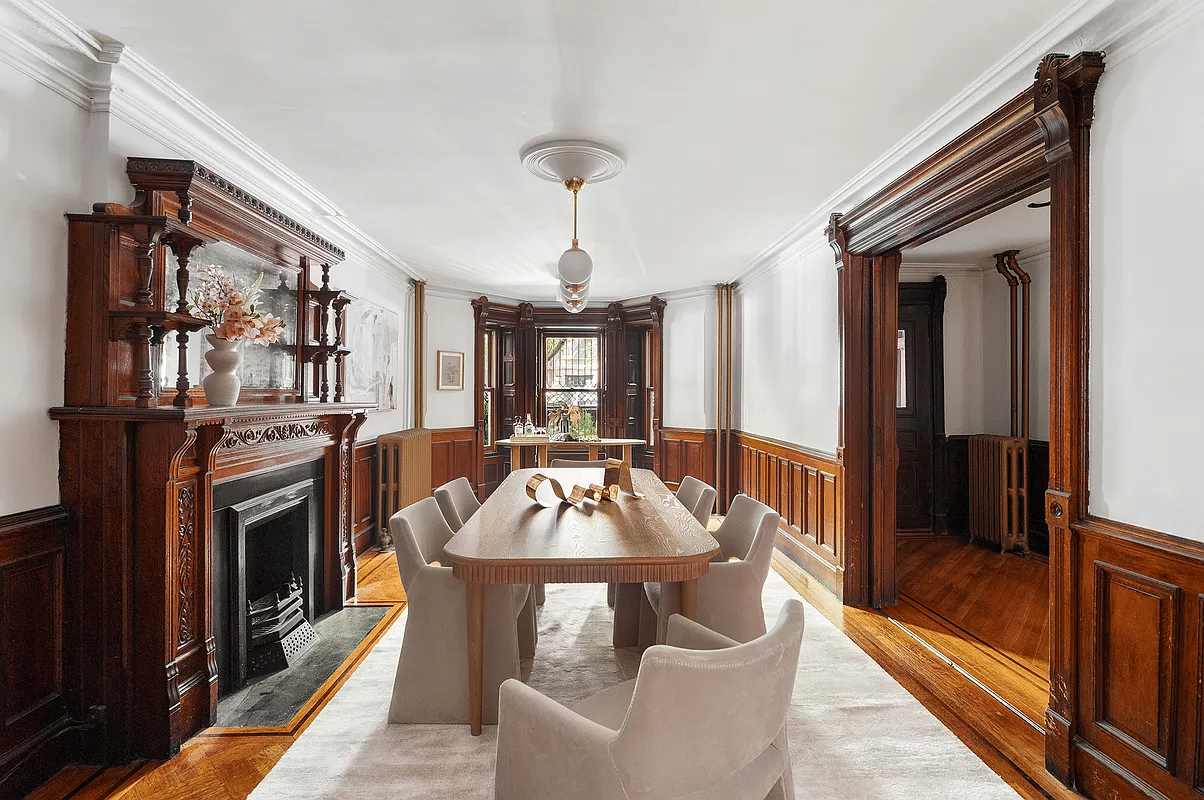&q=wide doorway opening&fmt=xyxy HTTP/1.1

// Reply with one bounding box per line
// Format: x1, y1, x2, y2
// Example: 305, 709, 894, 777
887, 187, 1052, 728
